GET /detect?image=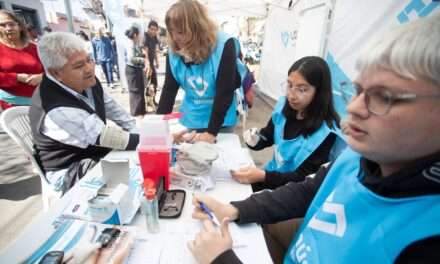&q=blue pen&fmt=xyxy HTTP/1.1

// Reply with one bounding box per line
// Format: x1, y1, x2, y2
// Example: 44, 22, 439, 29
257, 132, 268, 142
199, 202, 221, 226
